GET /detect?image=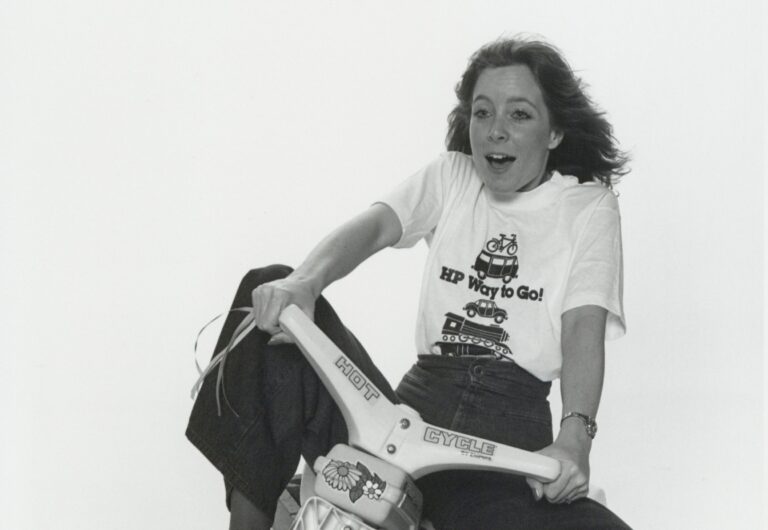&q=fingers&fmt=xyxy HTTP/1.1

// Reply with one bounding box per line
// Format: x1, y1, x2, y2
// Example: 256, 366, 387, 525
527, 474, 585, 504
540, 468, 569, 503
267, 332, 293, 345
557, 484, 589, 505
251, 283, 285, 336
528, 442, 590, 505
567, 483, 589, 504
525, 477, 544, 501
552, 475, 588, 504
251, 279, 316, 341
542, 464, 588, 504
